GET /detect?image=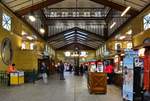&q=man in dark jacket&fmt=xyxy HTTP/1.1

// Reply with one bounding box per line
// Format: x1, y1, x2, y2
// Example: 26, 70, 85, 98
40, 62, 48, 84
59, 60, 65, 80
